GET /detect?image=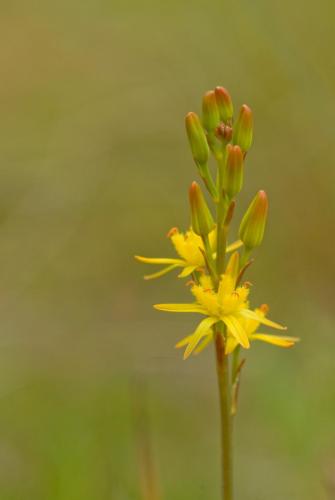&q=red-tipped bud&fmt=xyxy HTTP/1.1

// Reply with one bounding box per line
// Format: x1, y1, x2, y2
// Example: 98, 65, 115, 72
233, 104, 253, 152
215, 86, 234, 123
223, 144, 244, 199
185, 112, 209, 168
239, 190, 268, 249
202, 90, 220, 132
189, 181, 215, 237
